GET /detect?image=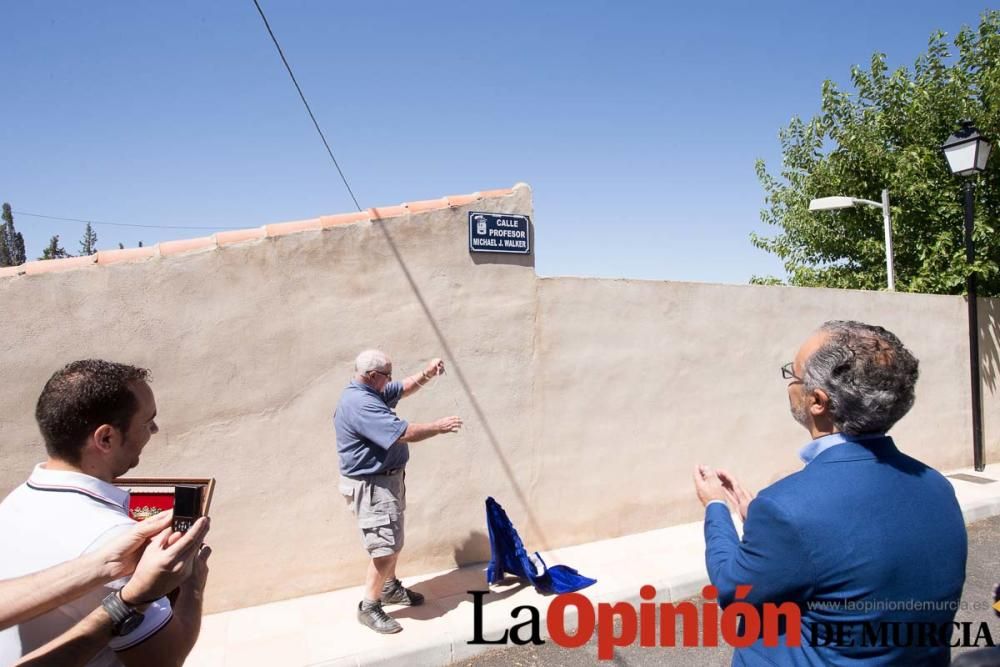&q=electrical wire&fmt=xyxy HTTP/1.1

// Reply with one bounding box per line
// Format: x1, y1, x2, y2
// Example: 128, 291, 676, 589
251, 0, 364, 213
13, 0, 364, 243
14, 2, 366, 238
12, 211, 242, 231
